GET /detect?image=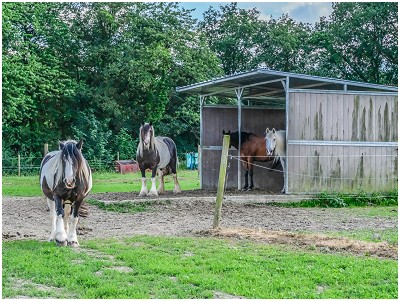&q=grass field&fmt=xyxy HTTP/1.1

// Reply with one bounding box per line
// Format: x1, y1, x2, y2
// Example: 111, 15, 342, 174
2, 236, 397, 299
2, 171, 398, 298
2, 169, 200, 197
